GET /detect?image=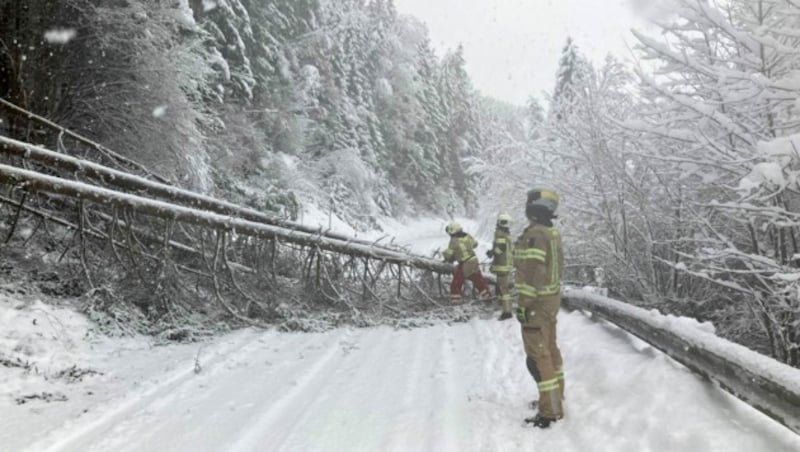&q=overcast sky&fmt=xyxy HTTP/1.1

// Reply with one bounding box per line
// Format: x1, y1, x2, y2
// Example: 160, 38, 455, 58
393, 0, 644, 105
